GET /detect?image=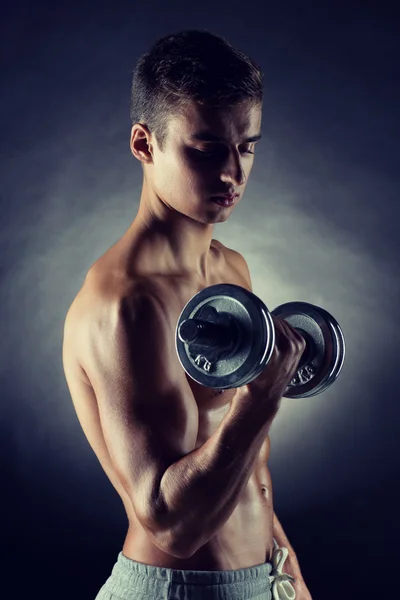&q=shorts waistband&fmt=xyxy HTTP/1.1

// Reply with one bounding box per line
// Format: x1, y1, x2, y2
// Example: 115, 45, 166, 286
116, 551, 273, 585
